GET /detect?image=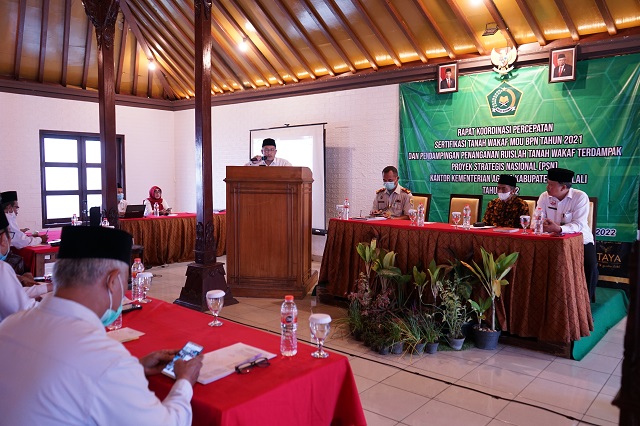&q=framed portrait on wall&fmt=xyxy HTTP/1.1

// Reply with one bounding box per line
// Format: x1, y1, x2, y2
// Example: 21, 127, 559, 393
437, 63, 458, 94
549, 47, 576, 83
